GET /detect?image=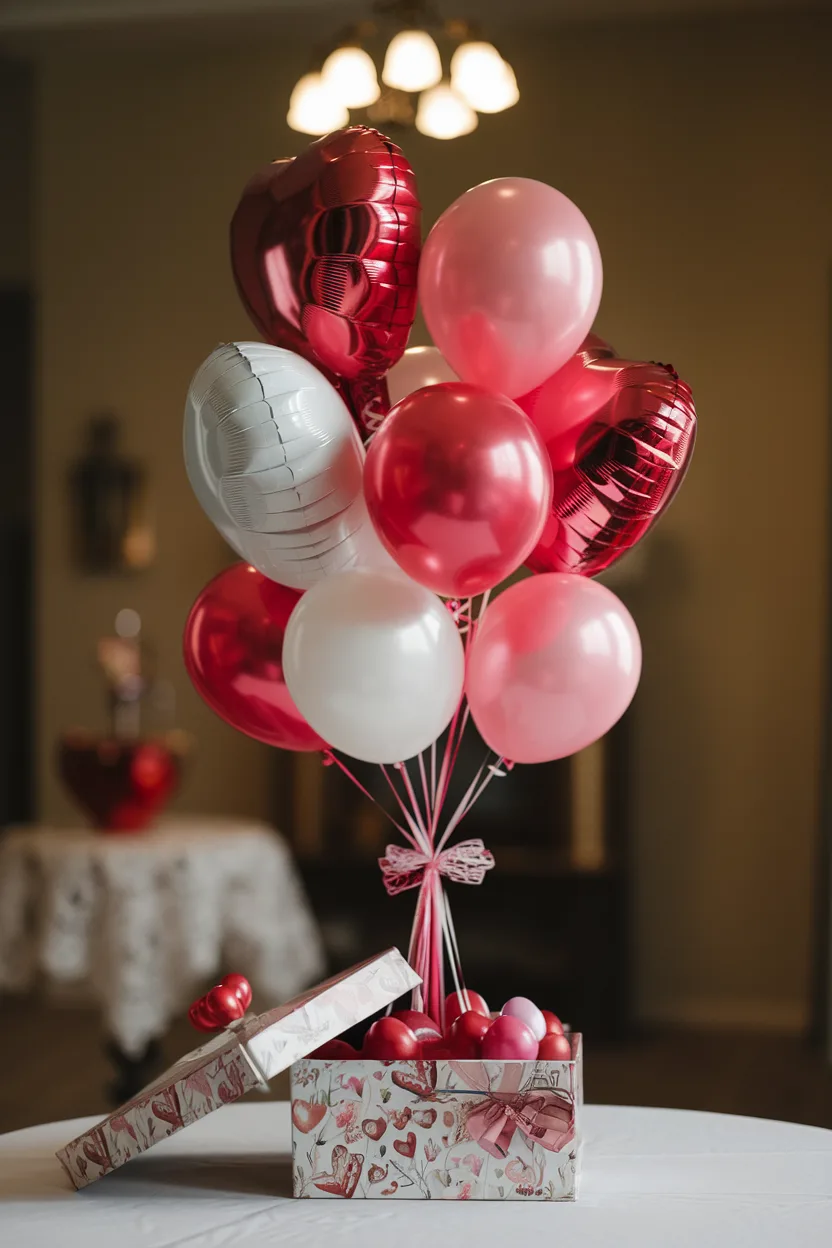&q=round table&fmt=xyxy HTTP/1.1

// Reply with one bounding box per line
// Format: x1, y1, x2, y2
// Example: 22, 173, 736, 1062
0, 818, 325, 1097
1, 1103, 830, 1245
